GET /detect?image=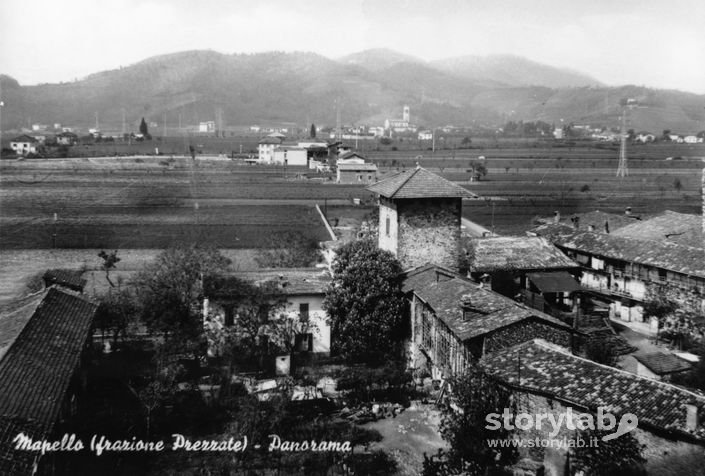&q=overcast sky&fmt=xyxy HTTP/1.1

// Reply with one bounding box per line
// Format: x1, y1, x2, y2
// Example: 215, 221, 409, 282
1, 0, 704, 94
